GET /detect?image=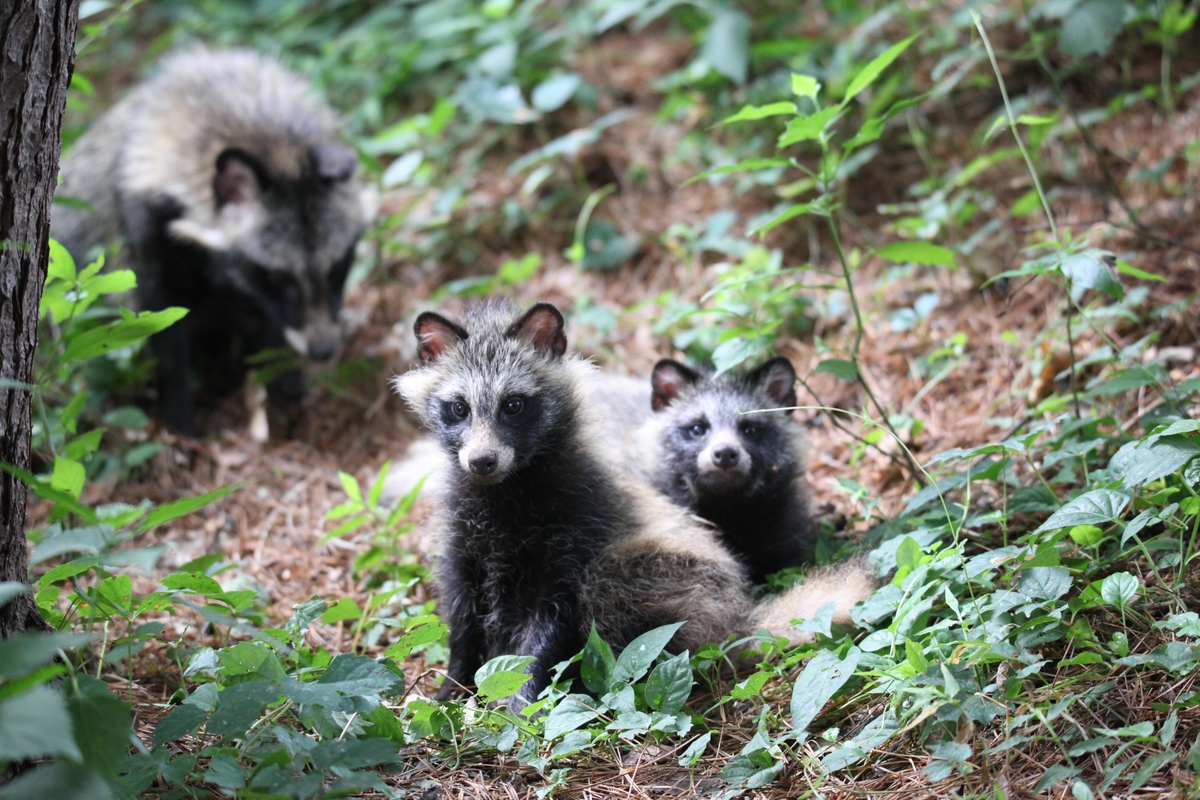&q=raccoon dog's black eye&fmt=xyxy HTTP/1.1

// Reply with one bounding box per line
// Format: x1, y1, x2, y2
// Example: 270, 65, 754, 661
451, 400, 469, 418
688, 422, 708, 438
502, 397, 525, 416
739, 422, 758, 437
